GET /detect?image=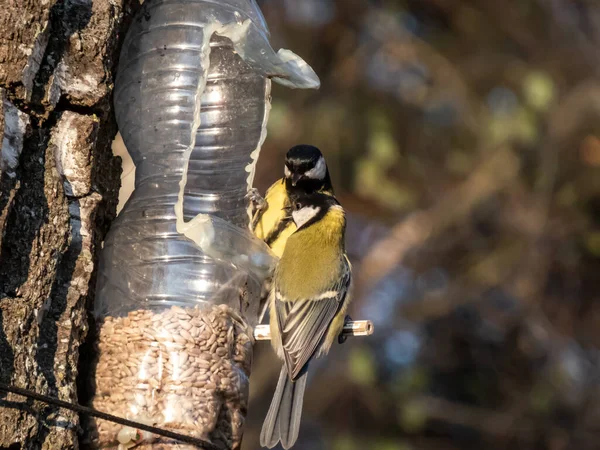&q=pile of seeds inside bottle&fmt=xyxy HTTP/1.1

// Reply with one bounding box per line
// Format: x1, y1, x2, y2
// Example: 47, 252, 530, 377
87, 304, 253, 449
